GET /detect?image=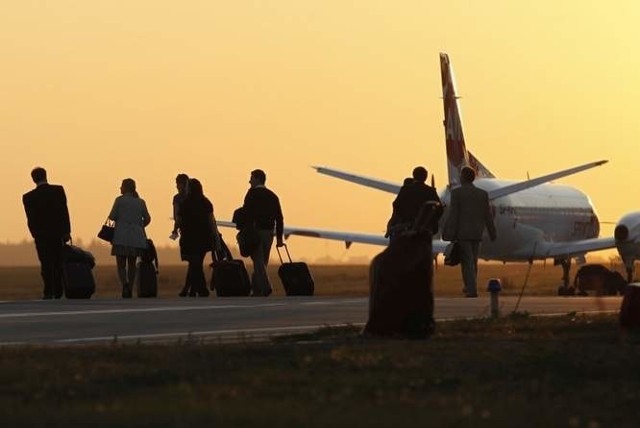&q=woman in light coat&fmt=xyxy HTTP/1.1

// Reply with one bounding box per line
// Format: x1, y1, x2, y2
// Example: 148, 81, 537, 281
108, 178, 151, 298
